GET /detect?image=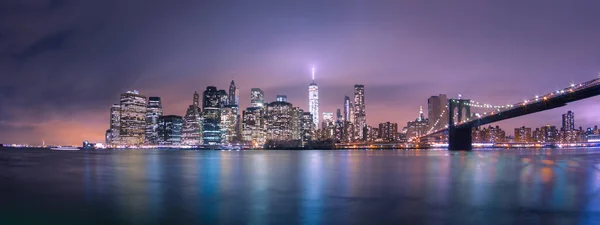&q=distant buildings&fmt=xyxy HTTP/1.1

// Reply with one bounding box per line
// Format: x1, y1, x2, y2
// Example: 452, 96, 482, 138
119, 90, 147, 145
472, 125, 506, 143
404, 107, 428, 140
145, 97, 163, 144
182, 92, 202, 145
514, 126, 532, 143
158, 115, 183, 145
